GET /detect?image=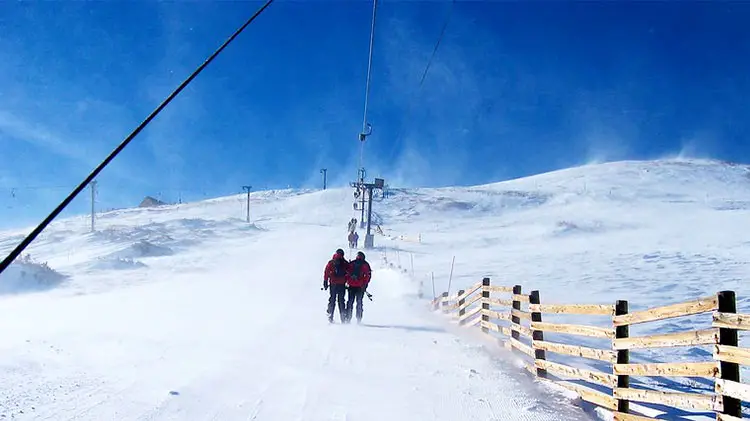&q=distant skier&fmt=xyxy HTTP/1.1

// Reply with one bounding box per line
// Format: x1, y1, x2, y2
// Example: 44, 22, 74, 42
347, 231, 356, 248
347, 218, 358, 233
345, 251, 372, 324
324, 248, 350, 323
353, 231, 359, 248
